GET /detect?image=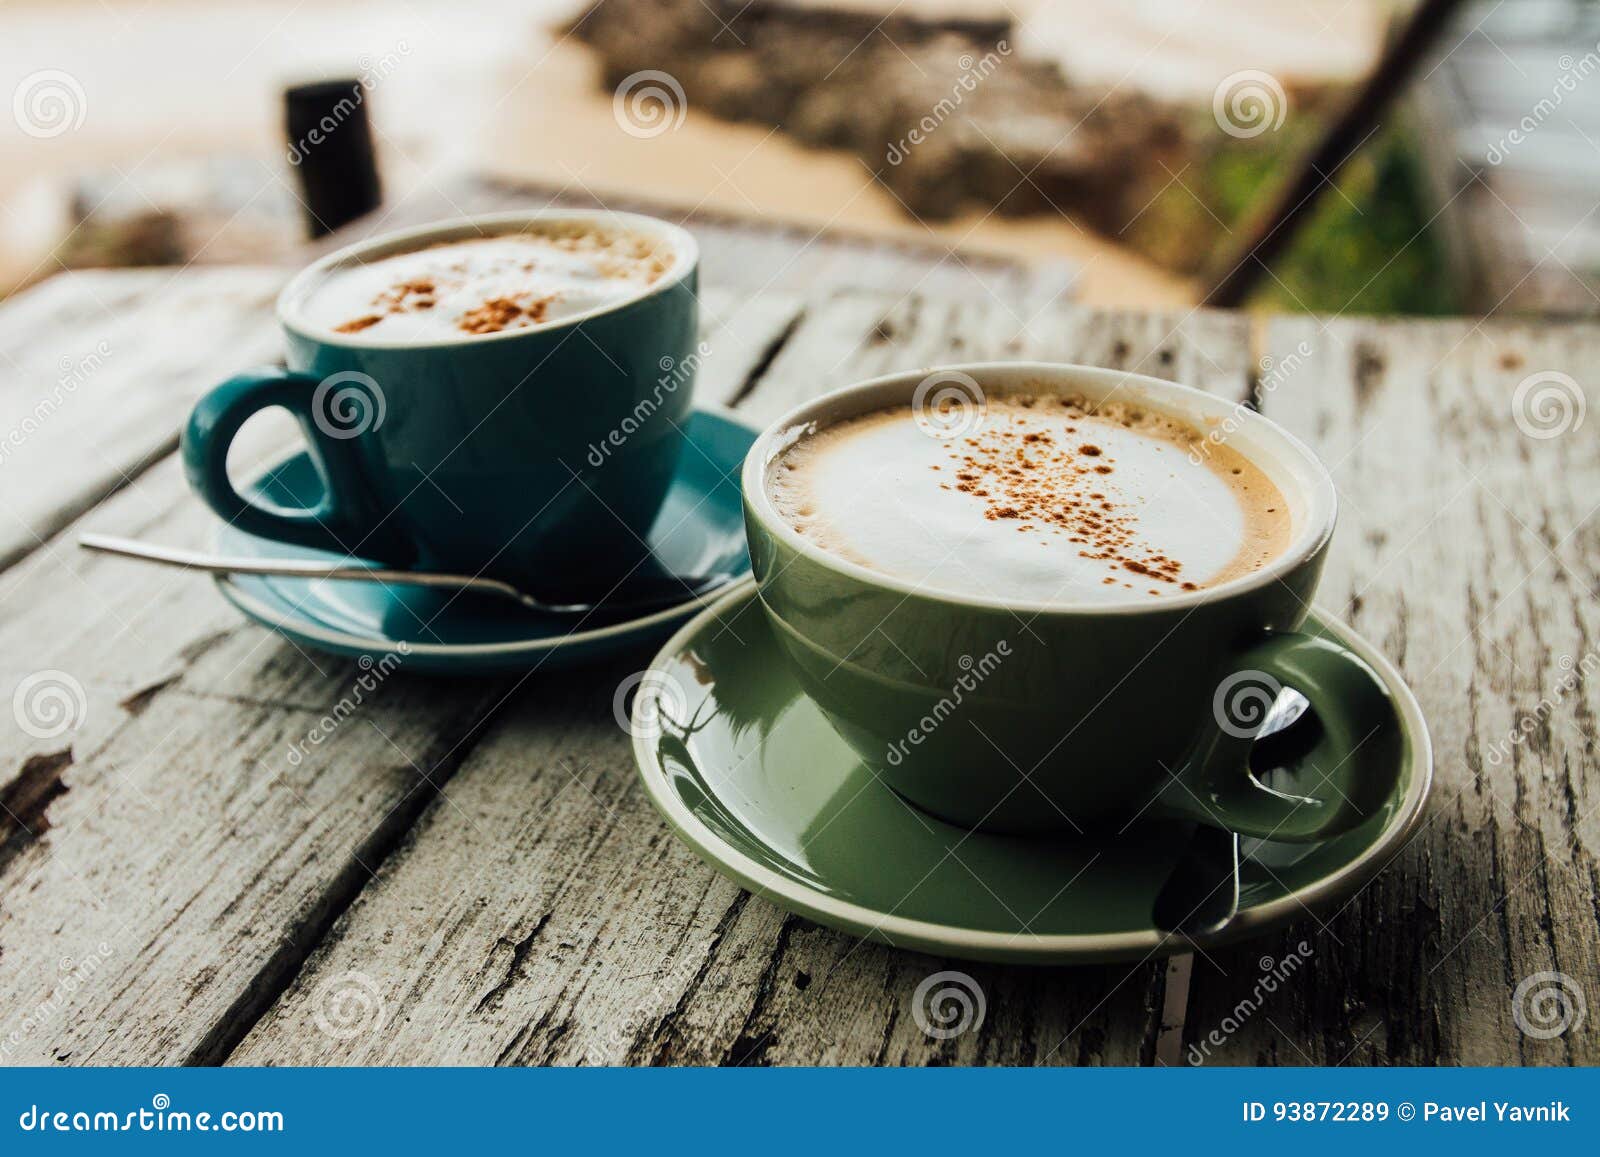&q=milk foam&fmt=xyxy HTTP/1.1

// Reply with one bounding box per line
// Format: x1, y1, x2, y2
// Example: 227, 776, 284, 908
769, 396, 1291, 605
293, 226, 675, 342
